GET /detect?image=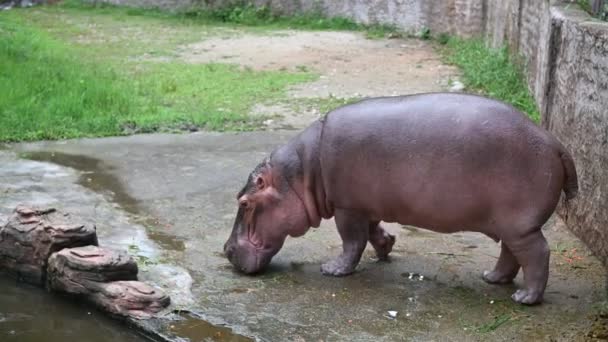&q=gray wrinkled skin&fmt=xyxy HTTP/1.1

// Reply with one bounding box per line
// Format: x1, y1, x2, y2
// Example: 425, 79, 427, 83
225, 93, 578, 305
